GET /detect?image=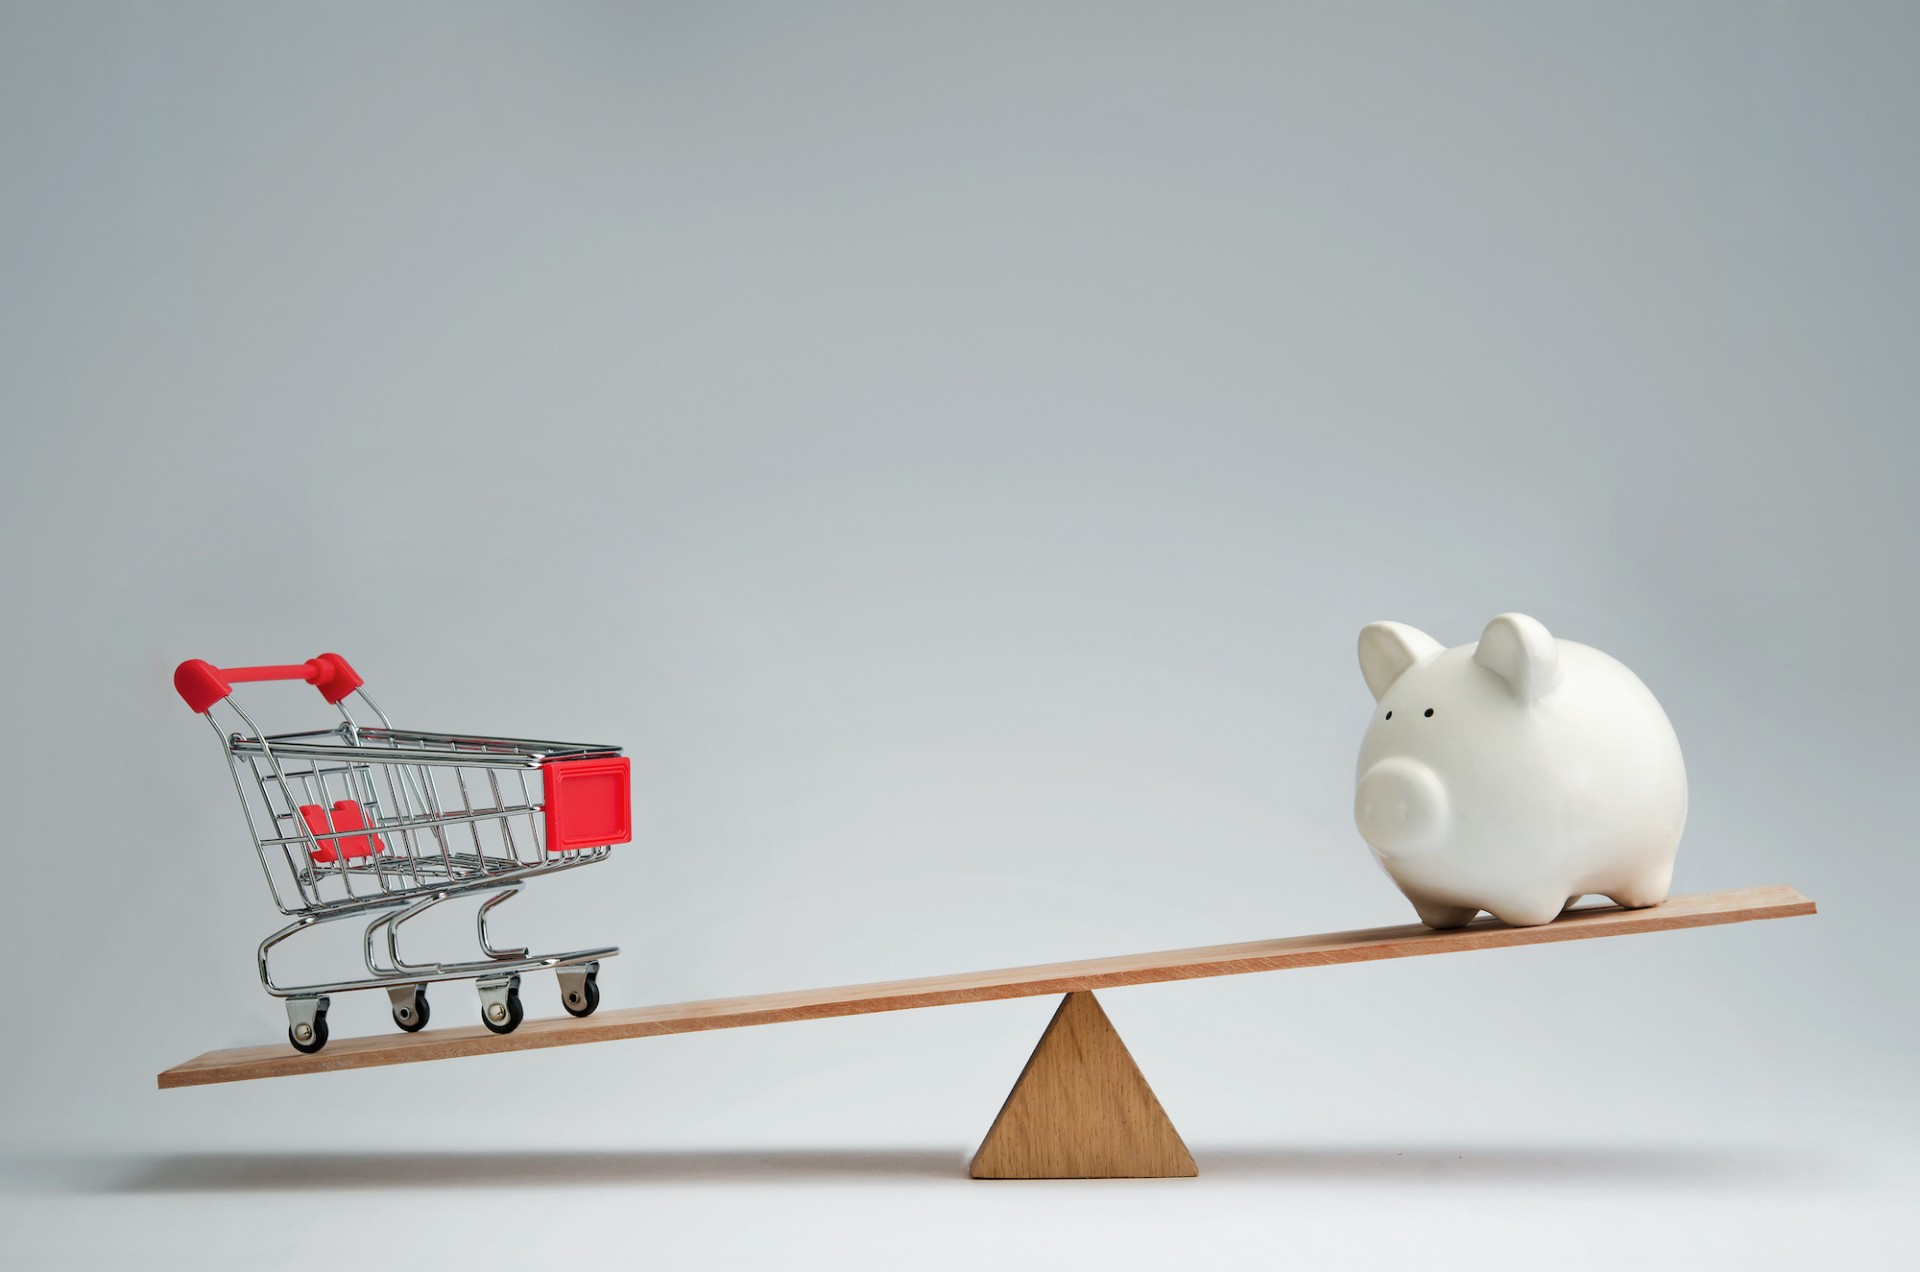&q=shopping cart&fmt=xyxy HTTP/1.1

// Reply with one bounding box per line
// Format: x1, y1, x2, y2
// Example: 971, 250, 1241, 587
175, 653, 629, 1053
